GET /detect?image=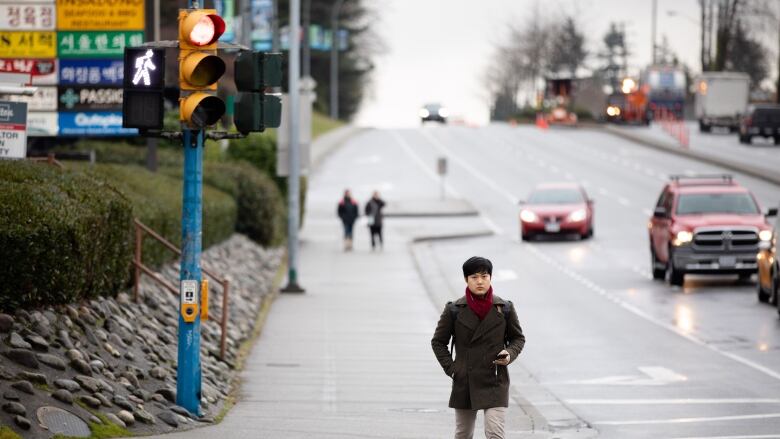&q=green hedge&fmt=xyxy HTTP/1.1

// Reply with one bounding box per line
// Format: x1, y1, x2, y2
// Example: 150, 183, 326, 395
0, 161, 132, 310
86, 164, 237, 268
